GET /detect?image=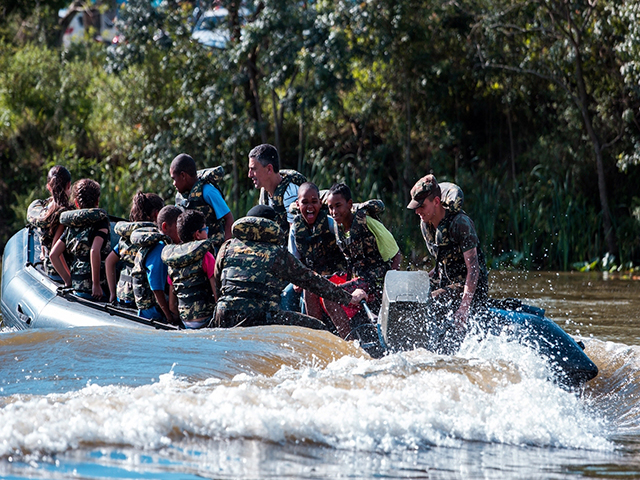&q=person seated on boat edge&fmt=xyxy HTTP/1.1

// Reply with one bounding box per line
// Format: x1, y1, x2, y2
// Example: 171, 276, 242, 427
162, 210, 216, 329
247, 143, 308, 313
49, 178, 111, 300
407, 174, 488, 333
131, 206, 183, 324
288, 182, 347, 330
325, 183, 403, 339
213, 205, 367, 330
26, 165, 73, 281
105, 192, 165, 306
170, 153, 234, 253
